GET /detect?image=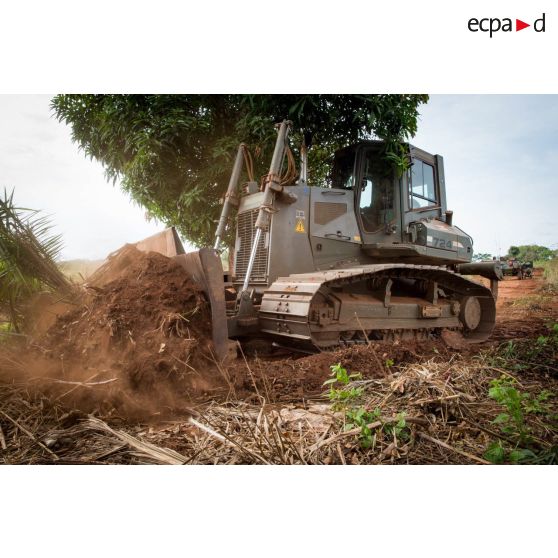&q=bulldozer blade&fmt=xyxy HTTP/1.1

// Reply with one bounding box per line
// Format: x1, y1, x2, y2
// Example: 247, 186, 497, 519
135, 227, 185, 257
135, 228, 228, 362
174, 248, 228, 362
